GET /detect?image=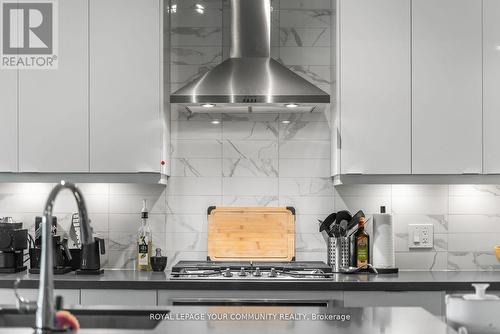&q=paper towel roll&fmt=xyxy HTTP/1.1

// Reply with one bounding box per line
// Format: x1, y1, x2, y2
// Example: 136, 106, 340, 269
372, 212, 395, 268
